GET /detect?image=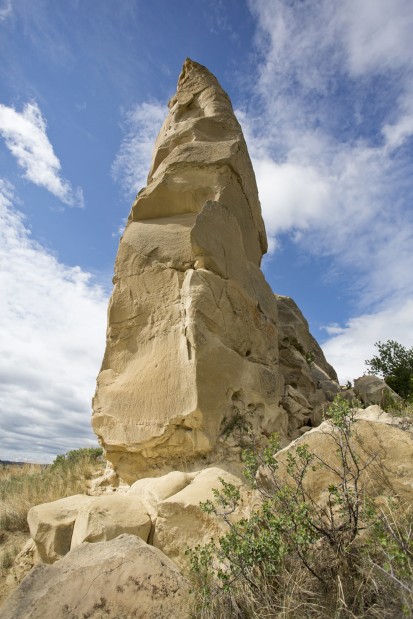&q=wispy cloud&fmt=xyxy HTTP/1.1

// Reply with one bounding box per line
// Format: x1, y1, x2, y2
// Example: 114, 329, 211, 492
0, 101, 83, 206
112, 101, 165, 196
337, 0, 413, 75
0, 0, 12, 21
242, 0, 413, 381
0, 179, 107, 462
